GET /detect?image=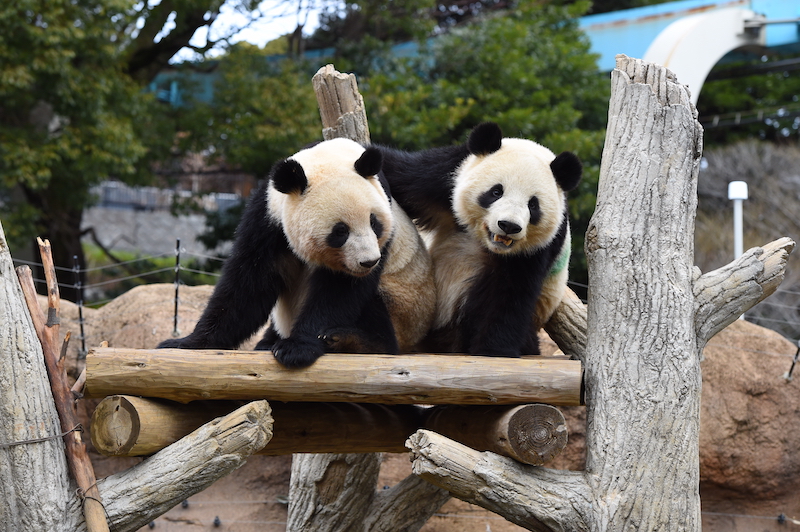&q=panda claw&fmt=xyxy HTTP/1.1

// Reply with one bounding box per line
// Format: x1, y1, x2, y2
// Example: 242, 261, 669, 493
272, 337, 324, 368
